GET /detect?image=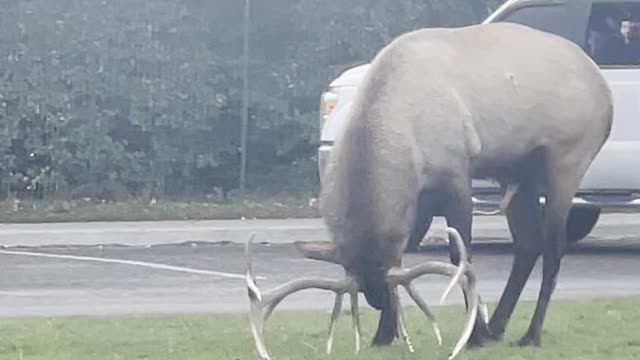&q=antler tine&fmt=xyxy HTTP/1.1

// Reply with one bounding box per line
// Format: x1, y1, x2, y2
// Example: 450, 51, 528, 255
386, 226, 482, 359
479, 295, 490, 324
245, 234, 359, 360
326, 287, 361, 355
402, 282, 442, 345
392, 286, 415, 352
350, 290, 361, 354
245, 233, 270, 360
442, 227, 482, 360
440, 227, 468, 305
326, 293, 343, 354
